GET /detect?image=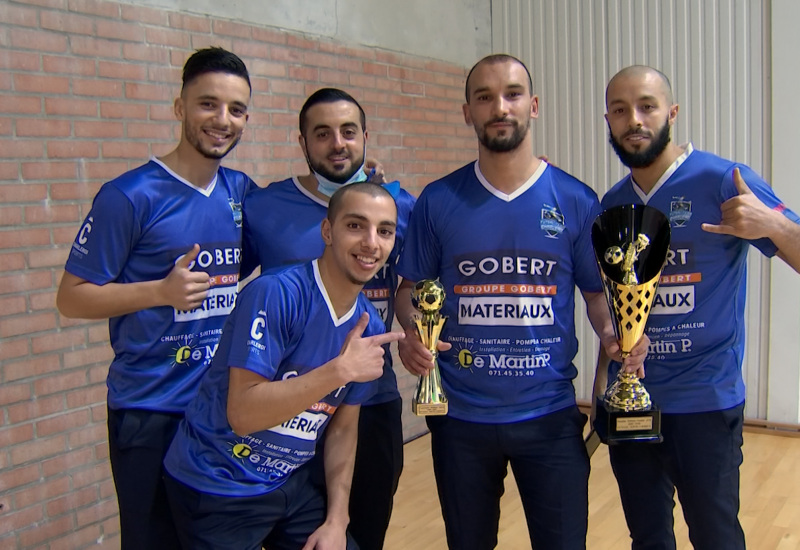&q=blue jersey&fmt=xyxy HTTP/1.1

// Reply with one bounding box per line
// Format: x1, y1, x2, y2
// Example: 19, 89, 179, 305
163, 261, 382, 497
397, 161, 602, 423
242, 177, 416, 405
602, 145, 800, 413
64, 159, 252, 413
